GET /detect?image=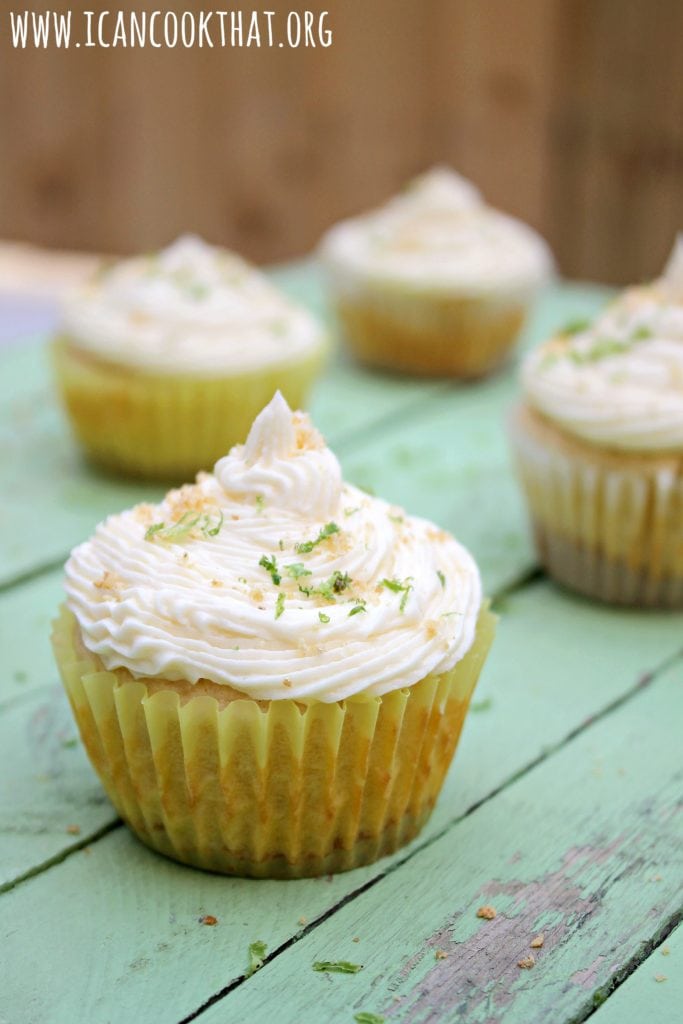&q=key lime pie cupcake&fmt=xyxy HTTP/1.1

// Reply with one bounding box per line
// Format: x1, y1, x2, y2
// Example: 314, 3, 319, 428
511, 238, 683, 608
52, 393, 495, 878
52, 236, 327, 479
319, 167, 553, 378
